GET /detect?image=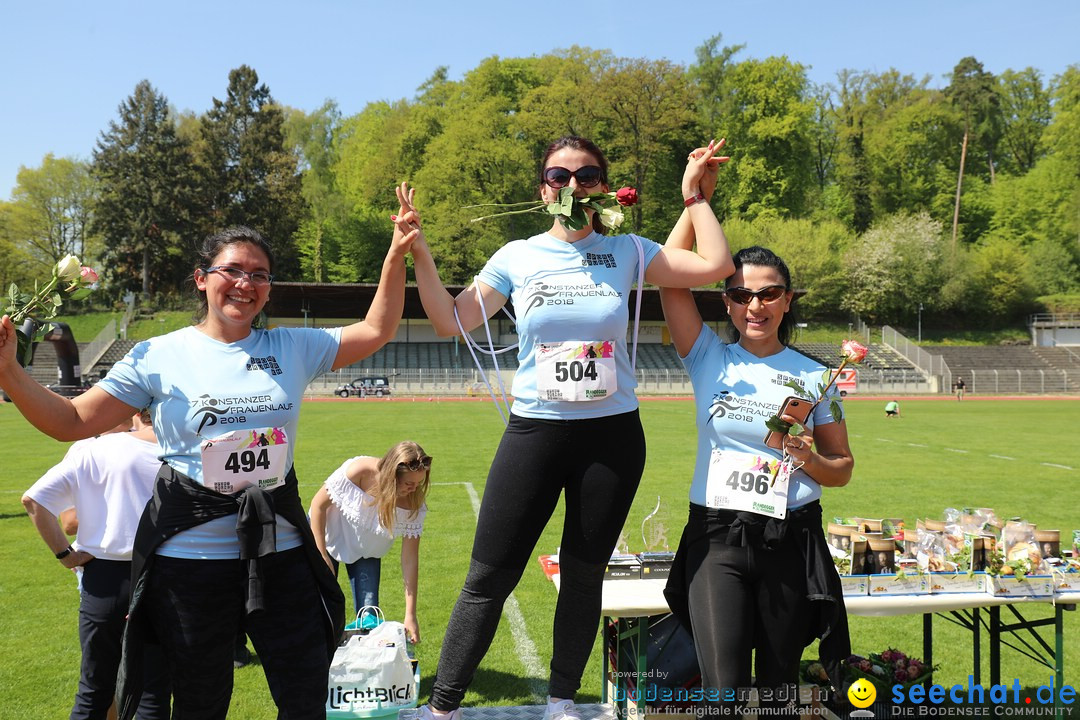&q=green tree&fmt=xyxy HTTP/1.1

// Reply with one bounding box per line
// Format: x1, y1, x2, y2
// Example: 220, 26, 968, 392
1041, 65, 1080, 175
707, 55, 816, 219
591, 55, 698, 237
92, 80, 194, 298
8, 155, 97, 268
841, 211, 949, 323
197, 65, 305, 278
284, 101, 347, 282
0, 202, 37, 292
997, 68, 1051, 173
947, 57, 1001, 247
